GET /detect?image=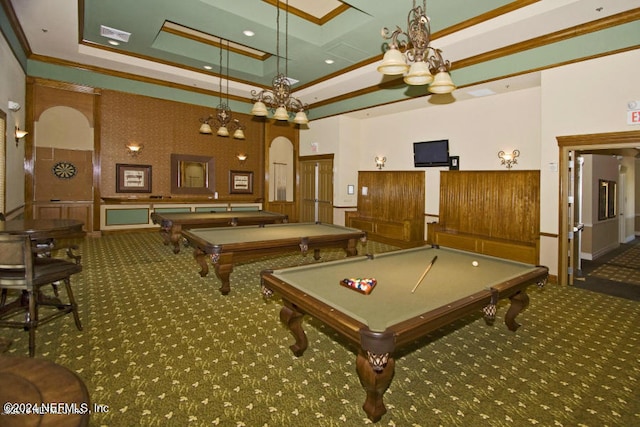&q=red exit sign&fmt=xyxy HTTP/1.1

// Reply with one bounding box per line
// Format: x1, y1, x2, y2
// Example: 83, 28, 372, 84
628, 110, 640, 125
